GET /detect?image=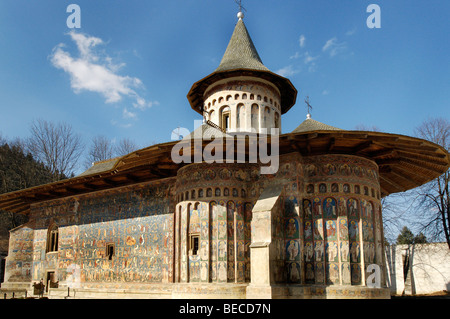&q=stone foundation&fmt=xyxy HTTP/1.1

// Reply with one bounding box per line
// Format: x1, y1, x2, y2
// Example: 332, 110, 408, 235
247, 284, 390, 299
